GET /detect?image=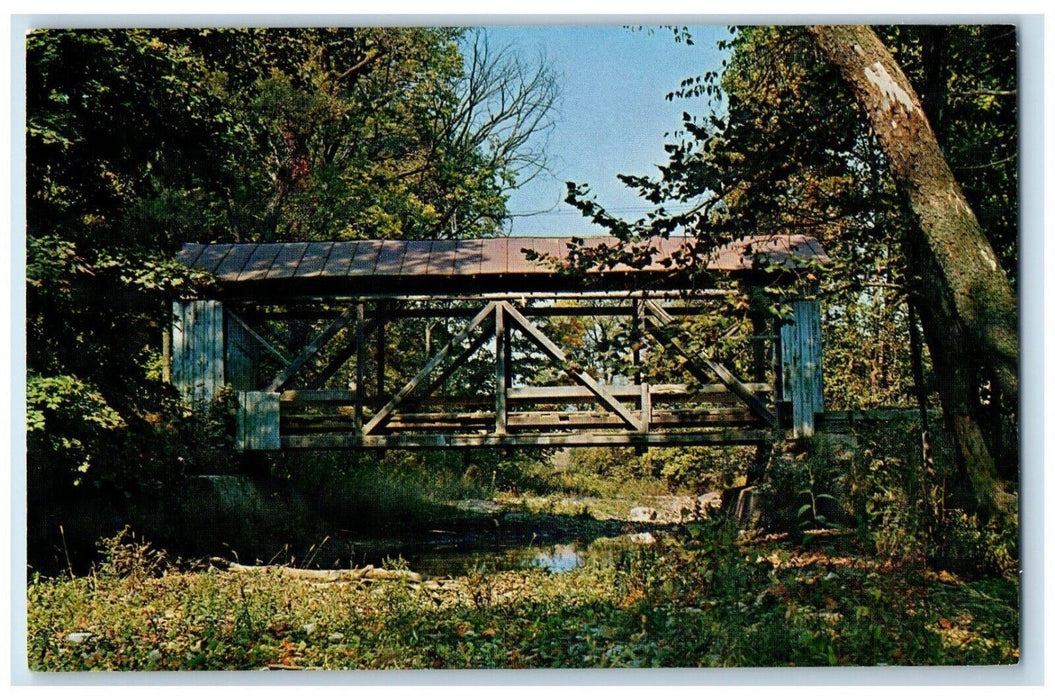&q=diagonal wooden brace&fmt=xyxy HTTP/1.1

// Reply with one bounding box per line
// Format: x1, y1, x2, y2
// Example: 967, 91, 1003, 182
363, 301, 499, 436
266, 305, 359, 392
306, 314, 382, 390
401, 317, 497, 414
500, 301, 643, 432
226, 308, 290, 365
642, 300, 776, 427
